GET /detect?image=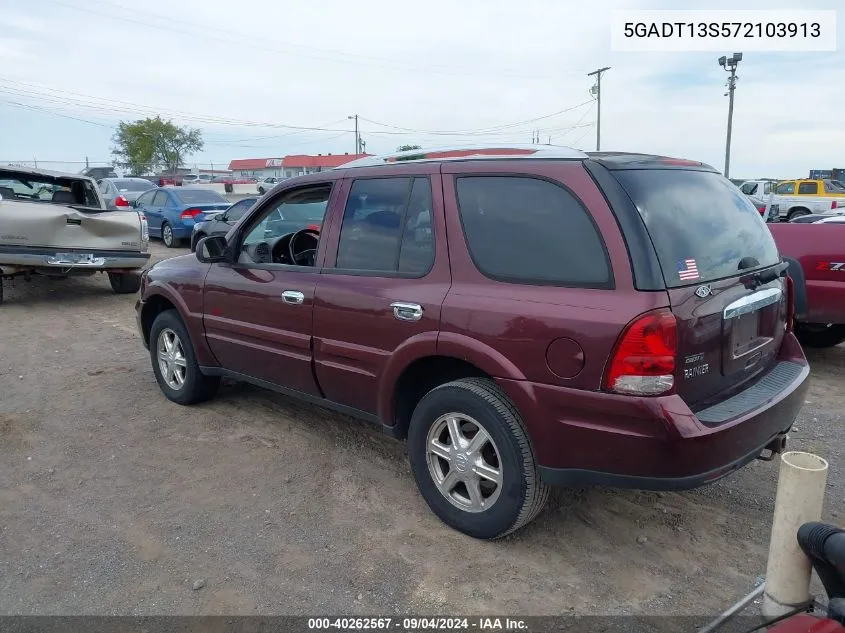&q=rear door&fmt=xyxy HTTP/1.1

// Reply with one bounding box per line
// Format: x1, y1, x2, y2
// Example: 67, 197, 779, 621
312, 167, 449, 415
148, 190, 170, 235
611, 167, 787, 410
134, 190, 159, 232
